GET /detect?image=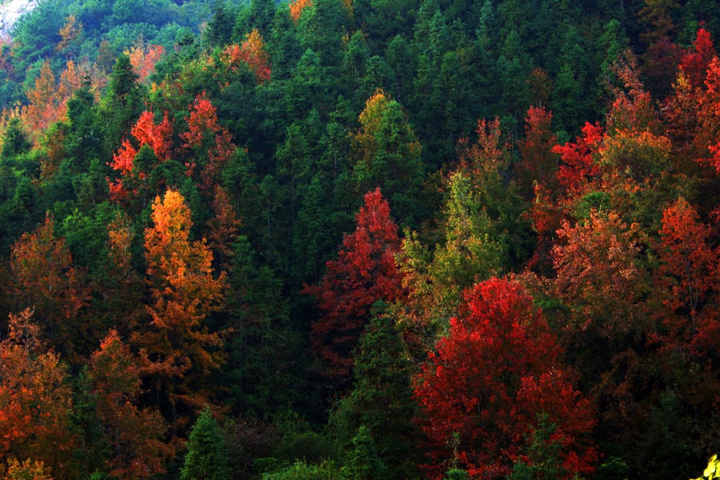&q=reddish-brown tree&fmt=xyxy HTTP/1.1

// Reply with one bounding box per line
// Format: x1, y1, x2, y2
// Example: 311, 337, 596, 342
89, 330, 172, 479
516, 106, 559, 200
205, 185, 241, 272
552, 210, 645, 340
414, 278, 596, 479
180, 93, 236, 192
657, 198, 718, 348
9, 217, 91, 363
305, 188, 404, 380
